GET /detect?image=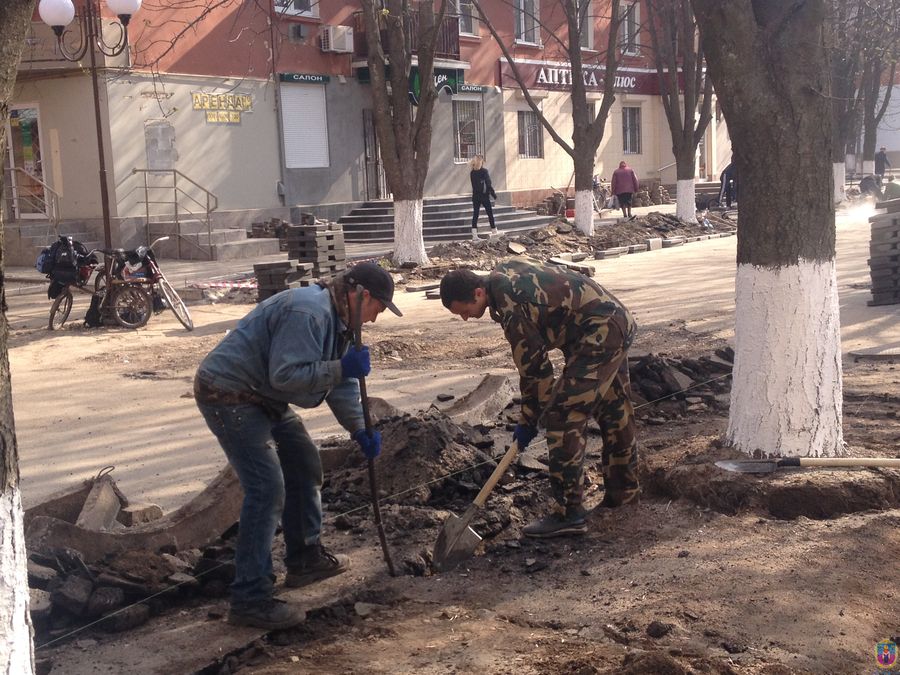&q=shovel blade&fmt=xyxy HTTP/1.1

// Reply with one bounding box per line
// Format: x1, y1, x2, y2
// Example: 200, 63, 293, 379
432, 511, 482, 572
715, 459, 779, 474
